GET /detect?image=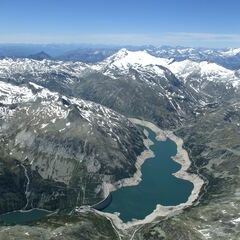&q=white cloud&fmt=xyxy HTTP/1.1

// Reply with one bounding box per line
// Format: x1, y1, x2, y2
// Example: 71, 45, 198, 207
161, 32, 240, 47
1, 32, 240, 47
